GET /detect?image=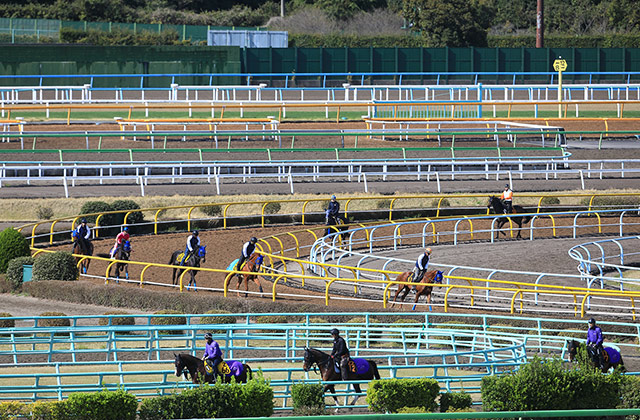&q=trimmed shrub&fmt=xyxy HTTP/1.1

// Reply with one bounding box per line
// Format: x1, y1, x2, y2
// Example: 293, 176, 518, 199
619, 376, 640, 419
481, 356, 622, 411
291, 382, 325, 415
79, 201, 113, 224
0, 401, 27, 418
63, 389, 137, 420
439, 391, 472, 412
0, 312, 14, 328
199, 310, 236, 334
38, 312, 71, 328
540, 196, 561, 206
201, 204, 222, 217
580, 196, 640, 209
33, 252, 77, 282
263, 202, 281, 214
98, 311, 135, 327
5, 256, 34, 291
111, 199, 144, 225
139, 378, 273, 420
151, 310, 186, 335
29, 400, 64, 420
0, 227, 31, 273
376, 199, 392, 209
431, 198, 451, 207
367, 378, 440, 413
255, 314, 289, 334
35, 206, 54, 220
